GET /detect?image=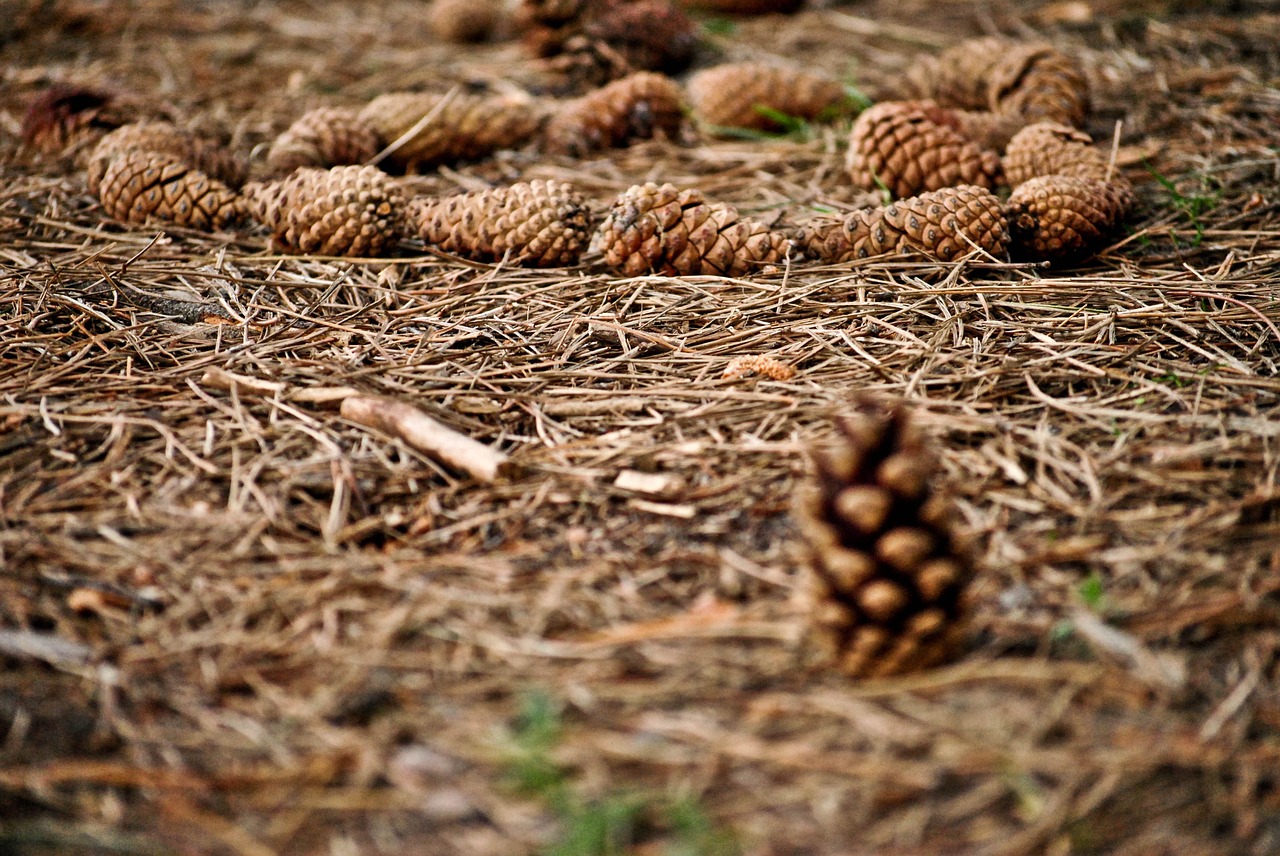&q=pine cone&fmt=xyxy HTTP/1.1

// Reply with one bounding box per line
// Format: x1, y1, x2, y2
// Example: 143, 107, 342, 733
430, 0, 502, 42
1005, 174, 1130, 263
796, 399, 974, 679
581, 0, 697, 75
987, 43, 1089, 129
1003, 121, 1114, 186
594, 182, 791, 277
244, 165, 405, 257
679, 0, 804, 12
21, 84, 142, 155
902, 38, 1089, 128
687, 63, 854, 133
540, 35, 638, 93
359, 91, 545, 173
266, 107, 382, 175
900, 37, 1010, 112
96, 148, 244, 231
86, 121, 245, 195
803, 185, 1006, 263
544, 72, 685, 156
405, 180, 591, 267
846, 101, 1001, 199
